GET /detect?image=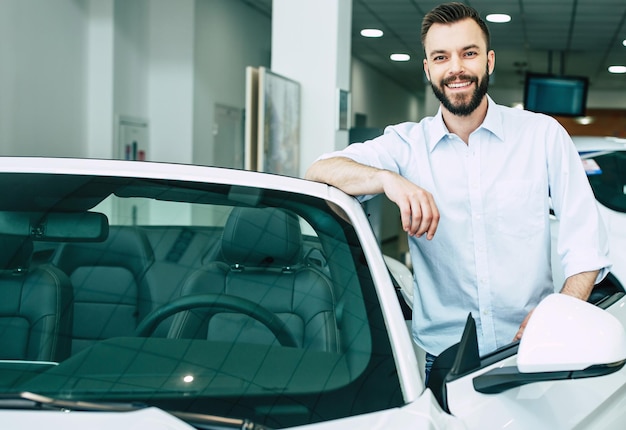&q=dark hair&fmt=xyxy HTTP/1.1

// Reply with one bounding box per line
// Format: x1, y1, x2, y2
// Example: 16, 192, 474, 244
421, 2, 491, 50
